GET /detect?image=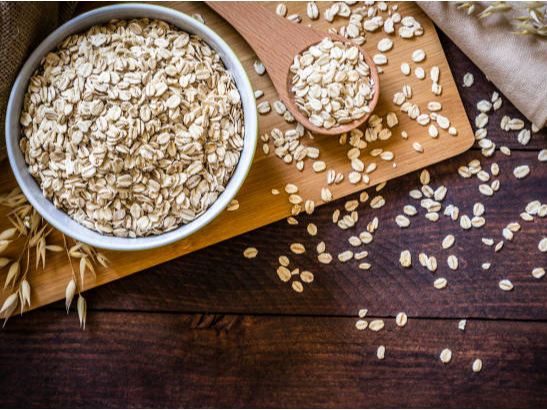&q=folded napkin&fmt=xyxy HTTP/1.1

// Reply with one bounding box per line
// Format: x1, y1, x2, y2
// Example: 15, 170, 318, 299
418, 1, 547, 128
